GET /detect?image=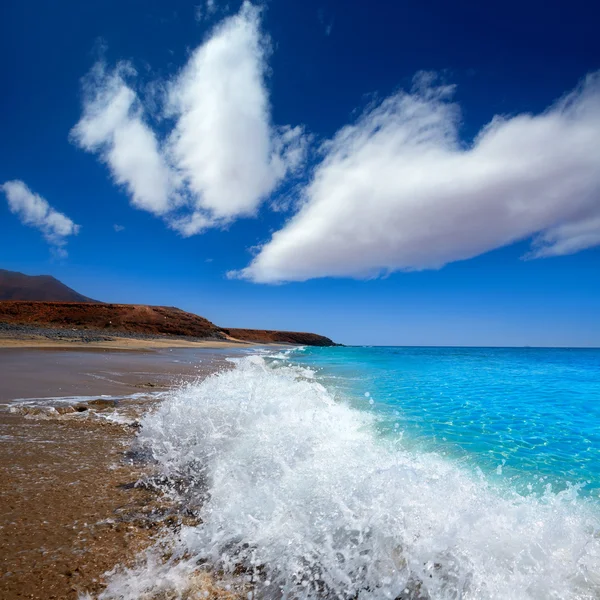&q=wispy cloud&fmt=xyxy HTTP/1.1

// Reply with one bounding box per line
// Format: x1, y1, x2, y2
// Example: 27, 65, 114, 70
72, 2, 307, 236
235, 71, 600, 283
71, 61, 177, 216
2, 180, 80, 257
317, 8, 333, 36
195, 0, 218, 22
113, 224, 125, 232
